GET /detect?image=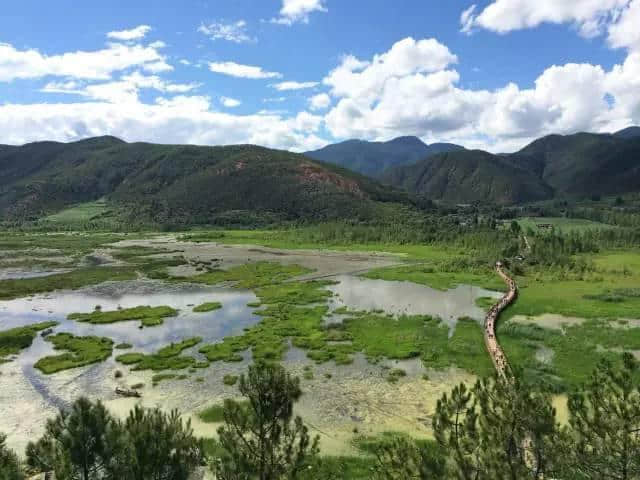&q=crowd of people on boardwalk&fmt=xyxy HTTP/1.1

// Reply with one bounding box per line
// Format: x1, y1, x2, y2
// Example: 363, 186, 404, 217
484, 261, 518, 377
